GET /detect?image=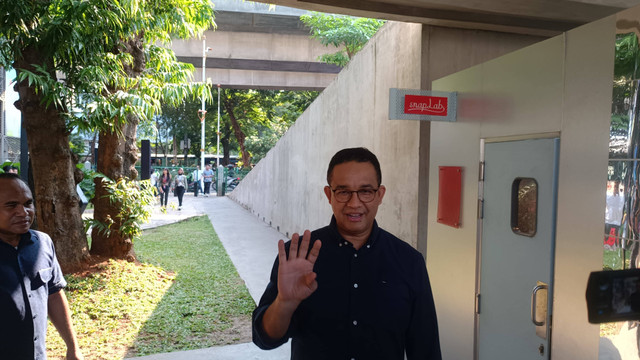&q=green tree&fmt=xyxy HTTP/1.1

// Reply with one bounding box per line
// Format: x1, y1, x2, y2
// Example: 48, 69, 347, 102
90, 4, 214, 260
245, 90, 317, 163
153, 98, 215, 166
221, 89, 319, 167
0, 0, 214, 269
156, 89, 318, 167
154, 88, 237, 166
300, 12, 385, 67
